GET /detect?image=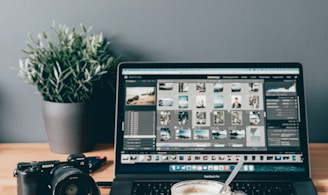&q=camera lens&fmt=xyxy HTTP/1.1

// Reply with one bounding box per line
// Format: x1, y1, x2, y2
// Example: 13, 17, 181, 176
64, 184, 78, 195
51, 166, 100, 195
